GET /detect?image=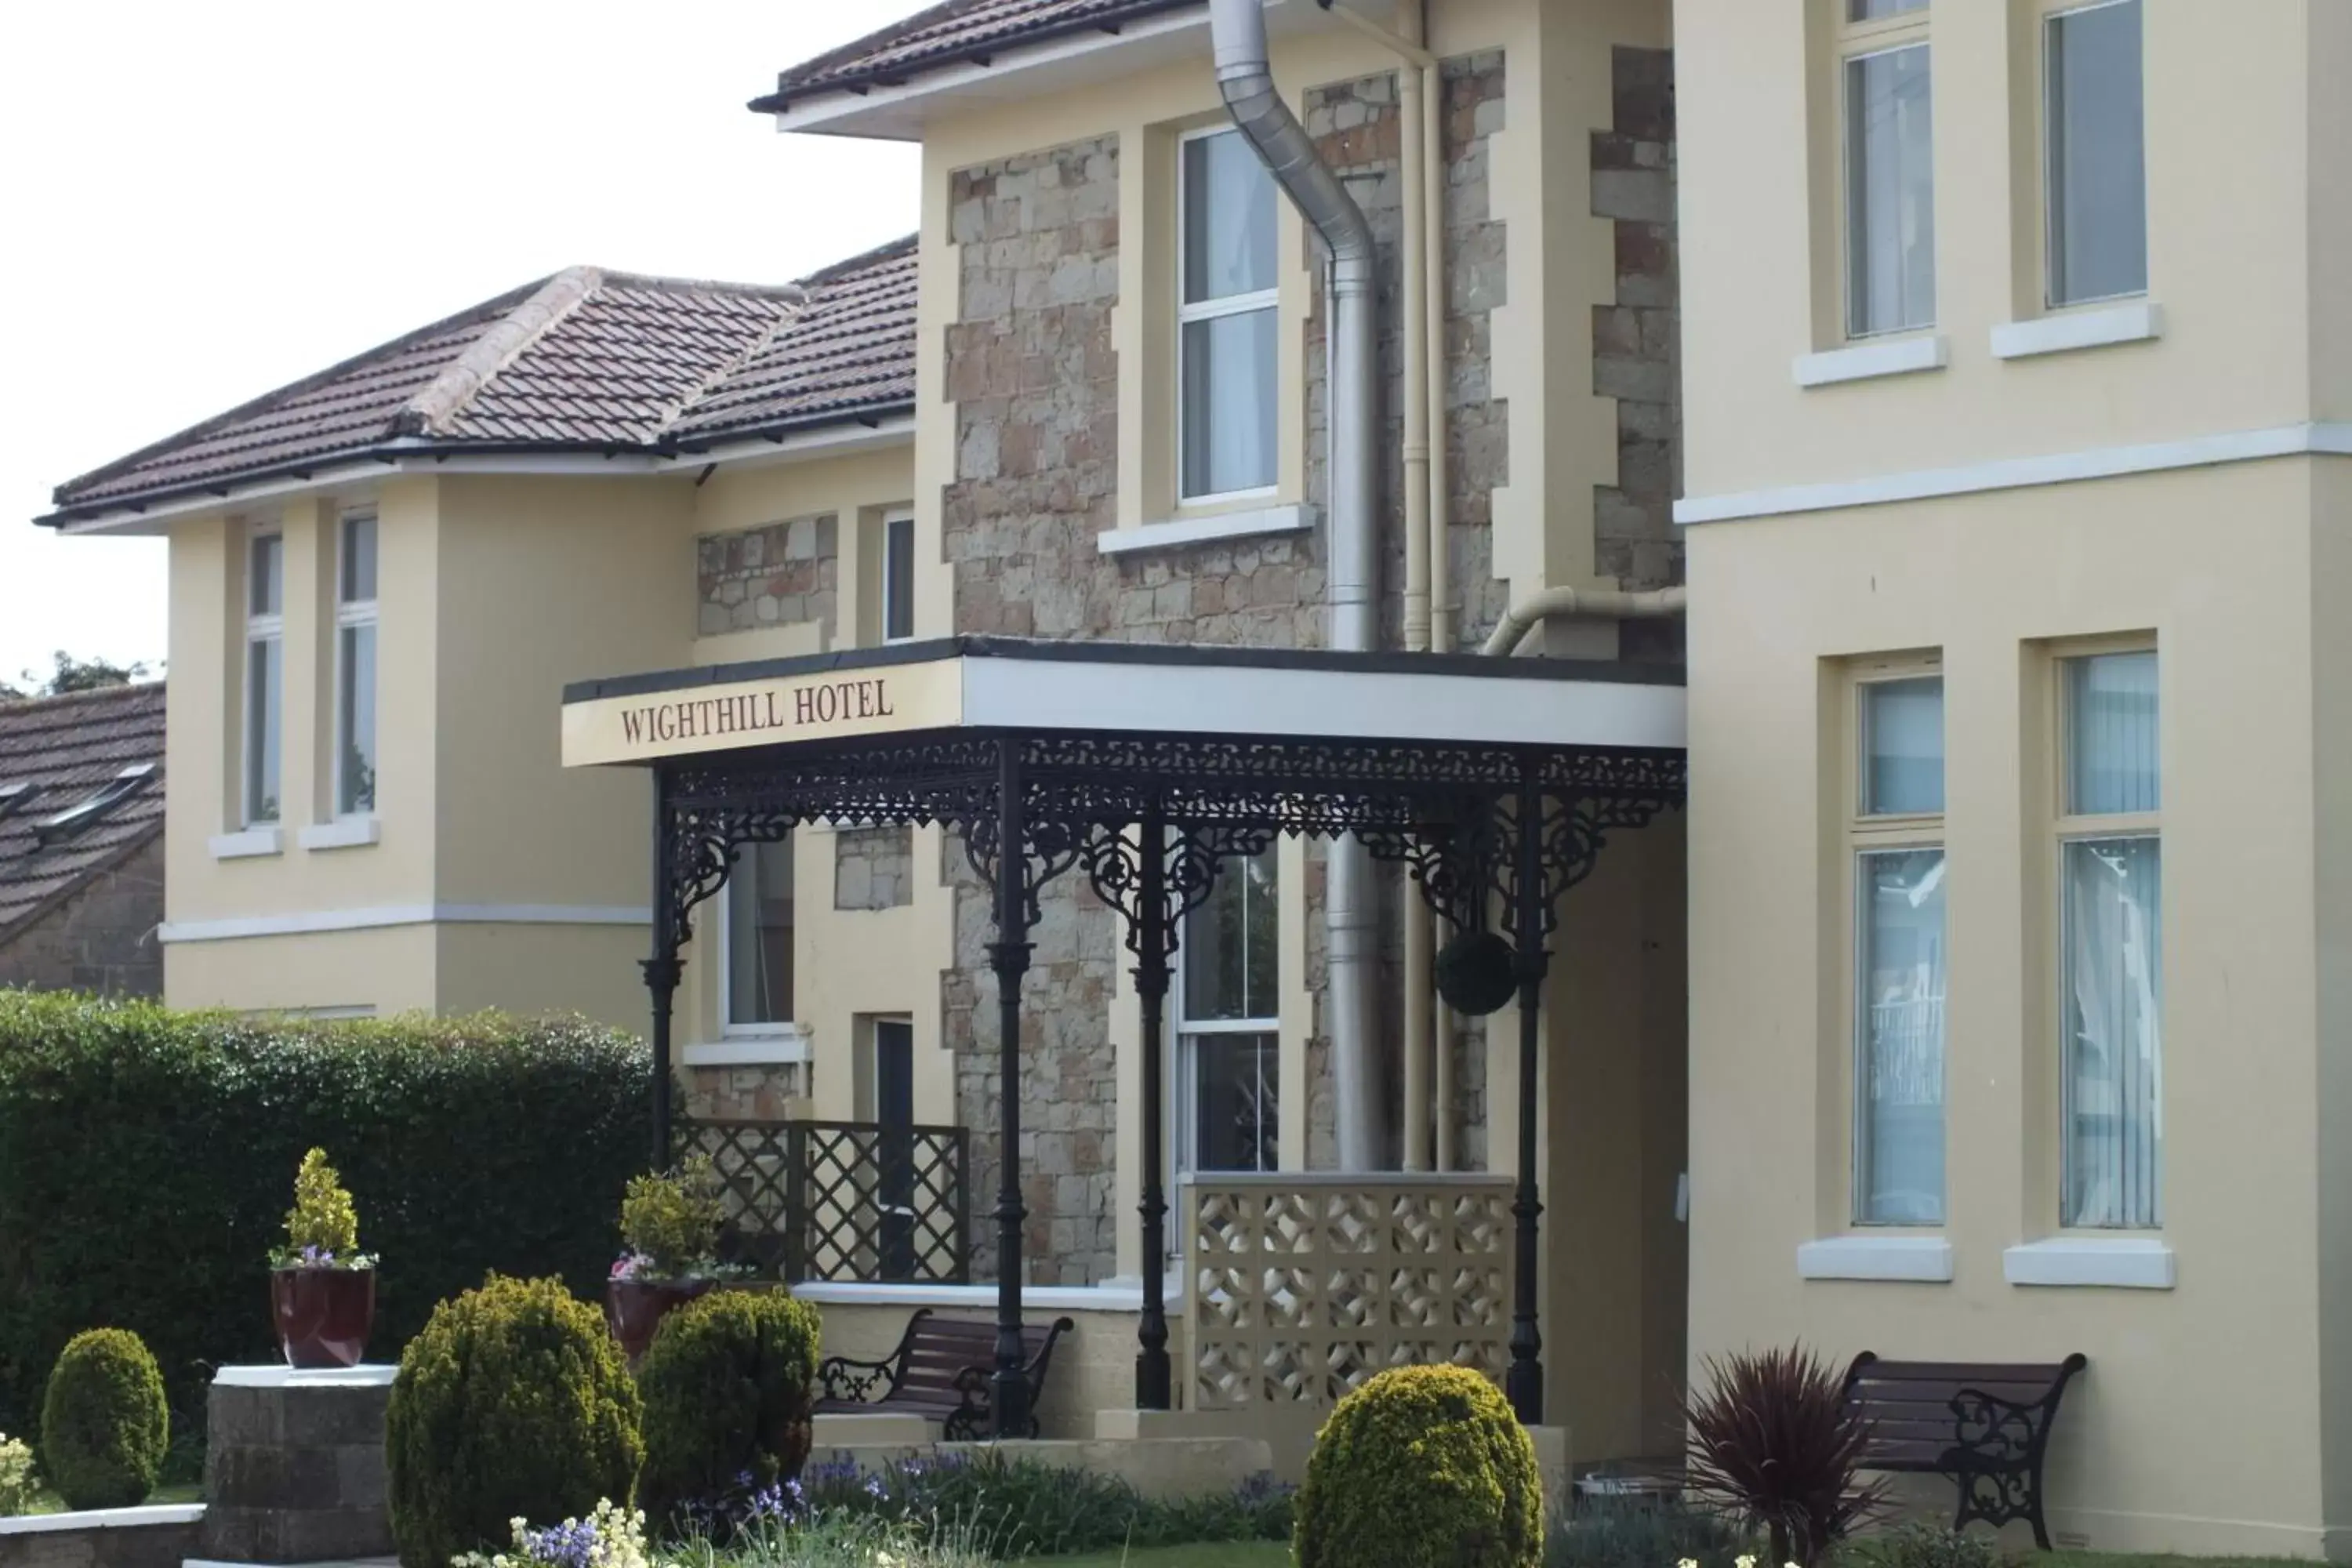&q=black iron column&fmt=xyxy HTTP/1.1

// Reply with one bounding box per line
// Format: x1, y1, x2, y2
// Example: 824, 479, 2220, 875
1505, 764, 1549, 1425
1132, 813, 1173, 1410
641, 771, 681, 1171
986, 738, 1035, 1438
